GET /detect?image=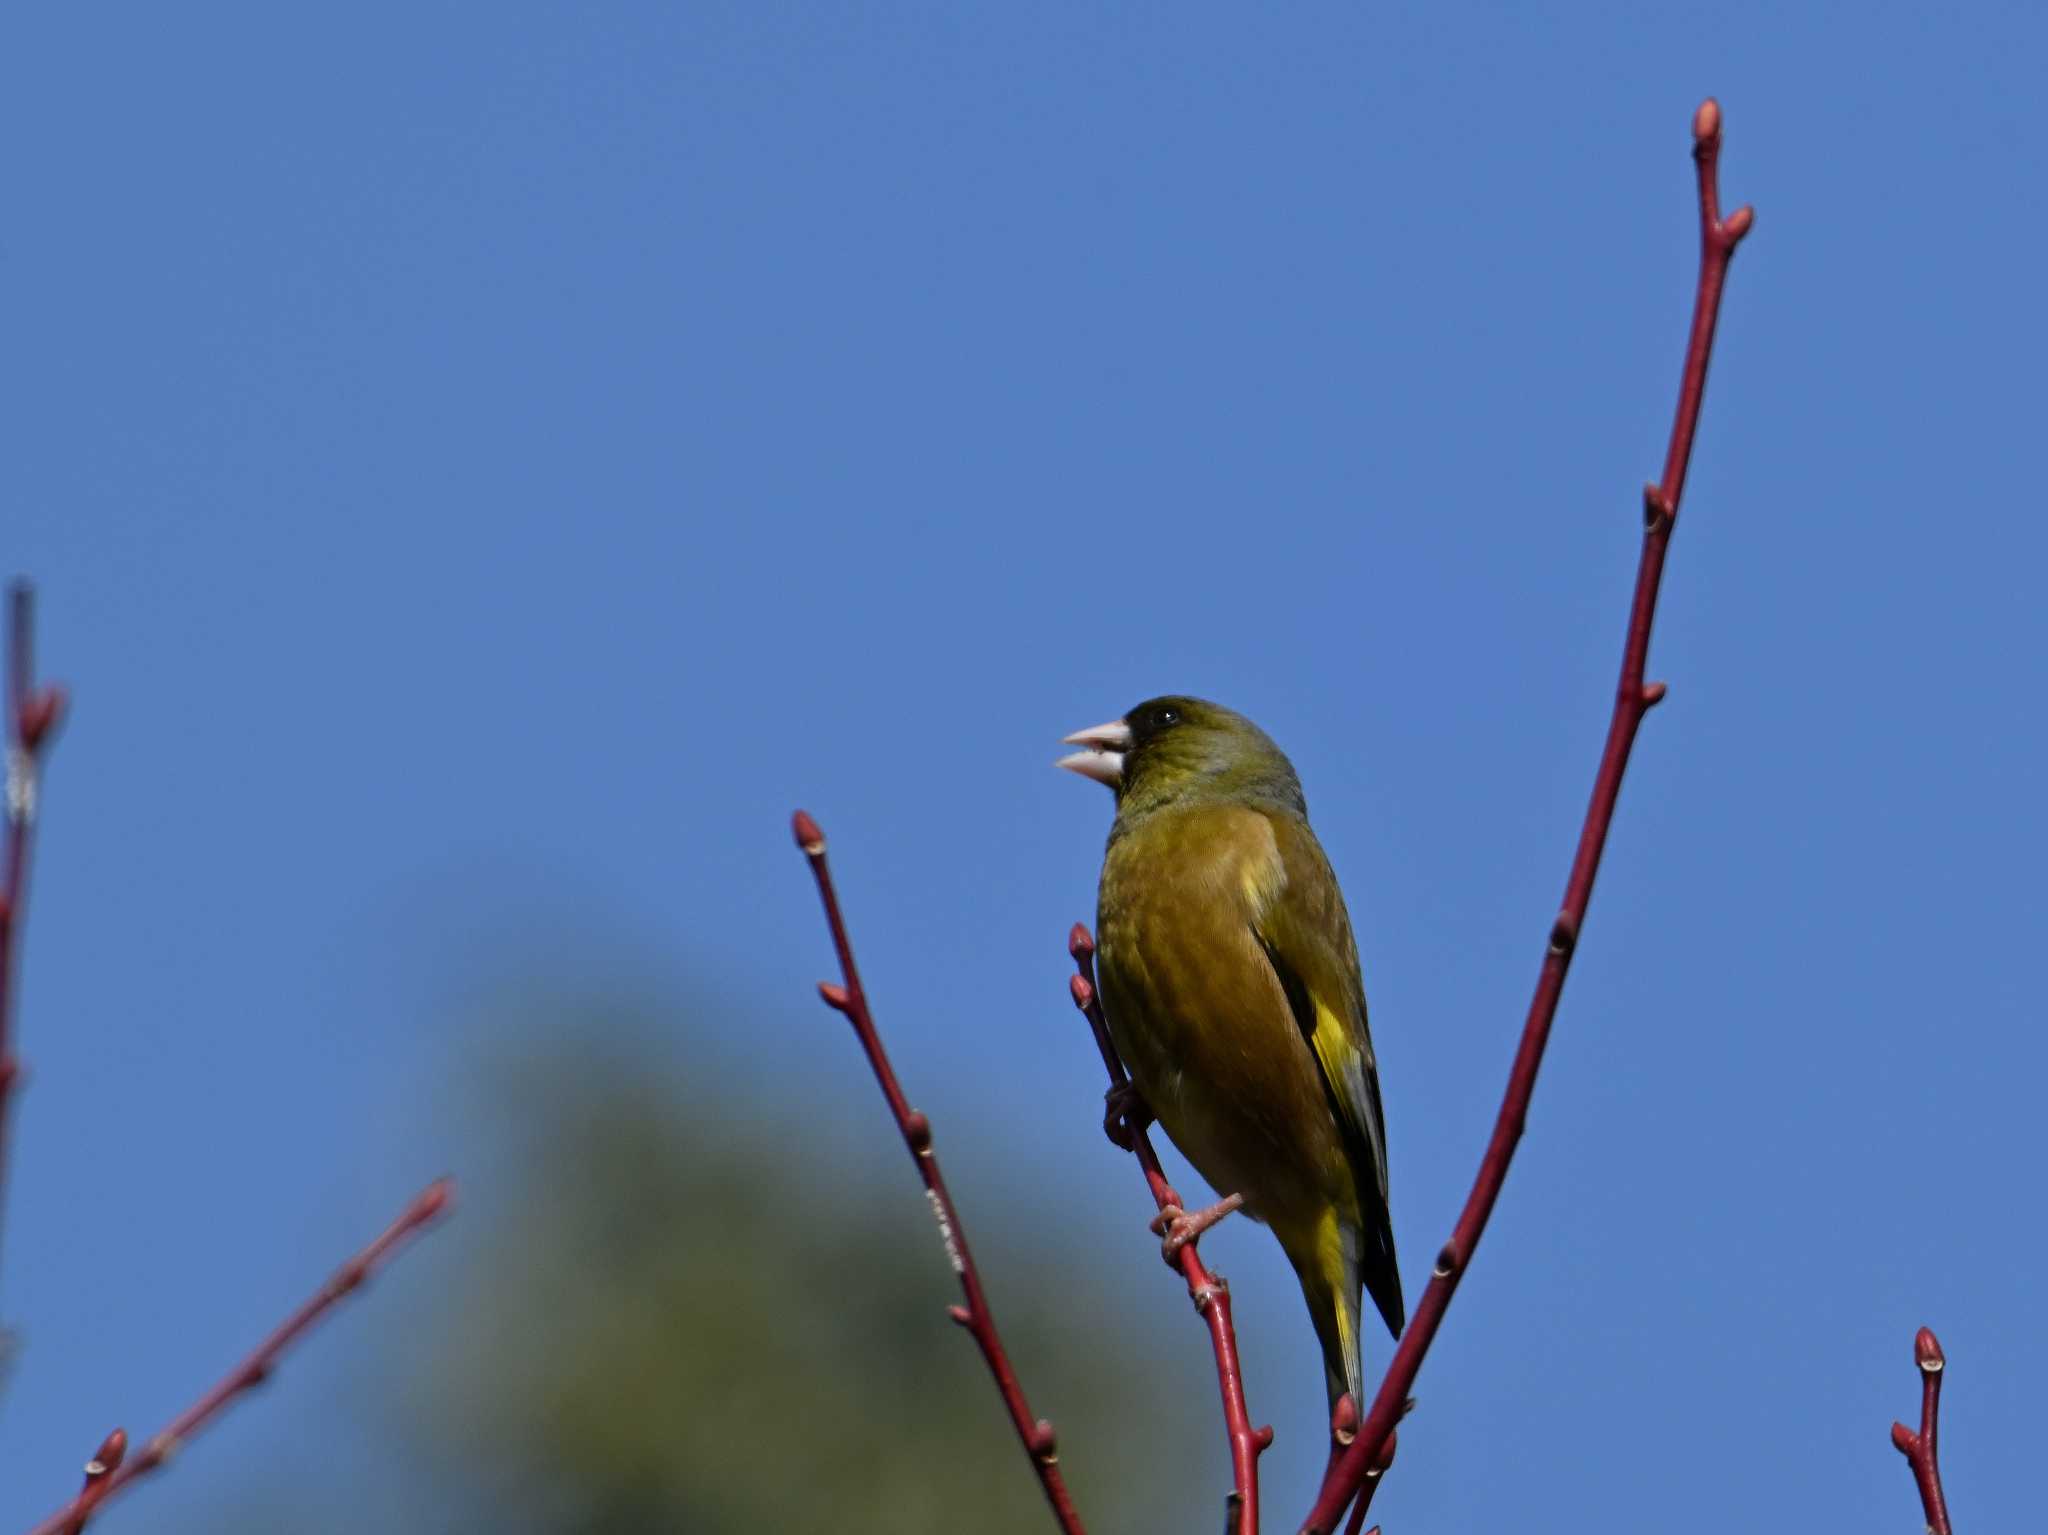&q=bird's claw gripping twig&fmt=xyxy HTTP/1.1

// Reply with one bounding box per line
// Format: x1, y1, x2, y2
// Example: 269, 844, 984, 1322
1150, 1193, 1244, 1263
1102, 1081, 1155, 1151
